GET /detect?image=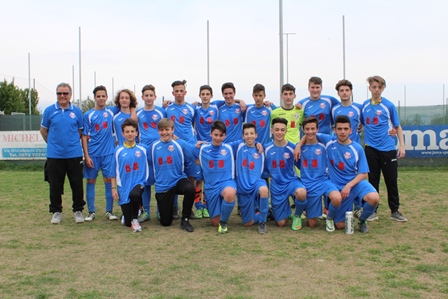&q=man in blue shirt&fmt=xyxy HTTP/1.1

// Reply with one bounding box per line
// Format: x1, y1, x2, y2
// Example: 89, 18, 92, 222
218, 82, 244, 143
40, 83, 85, 224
